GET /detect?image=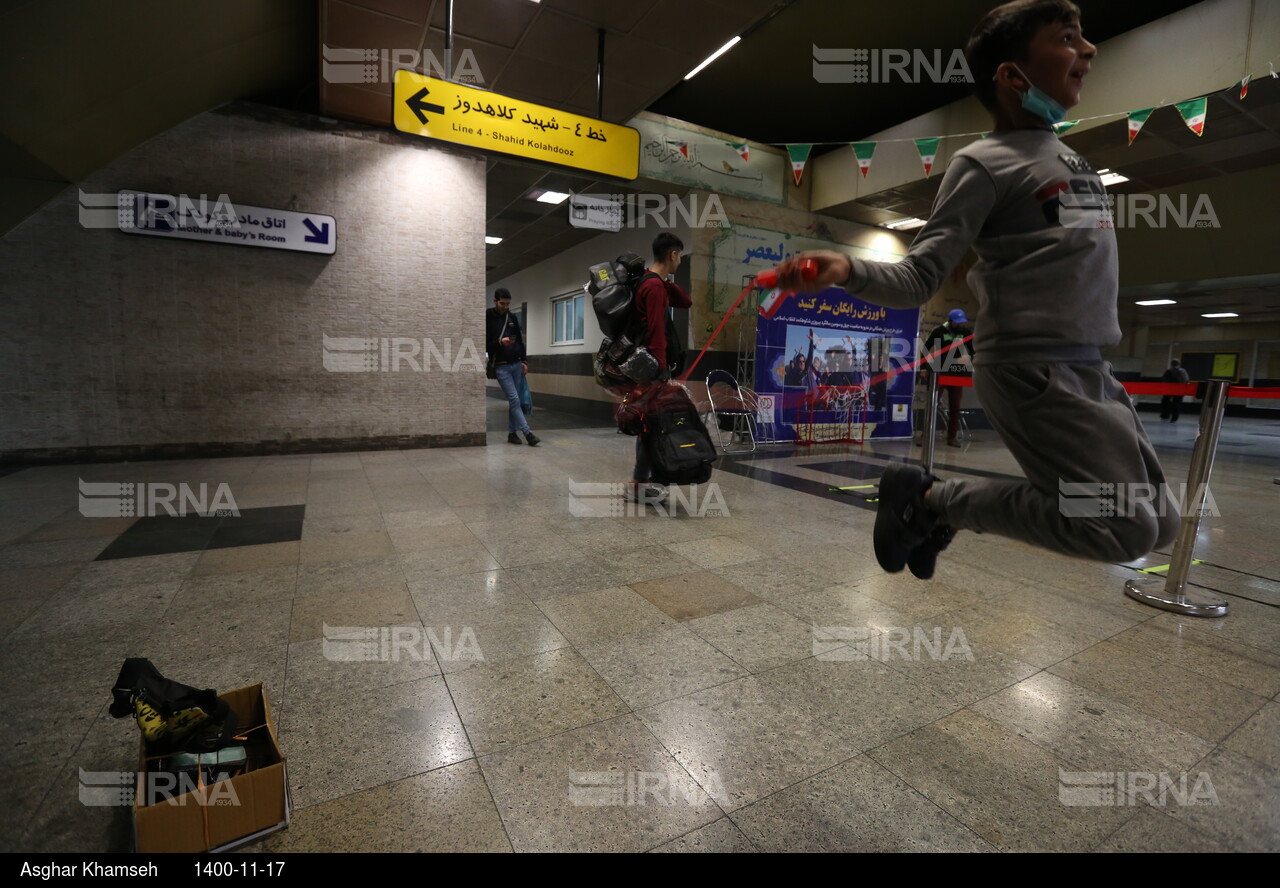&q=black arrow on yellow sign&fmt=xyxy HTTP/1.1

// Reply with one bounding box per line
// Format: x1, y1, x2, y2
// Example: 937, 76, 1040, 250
405, 88, 445, 125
